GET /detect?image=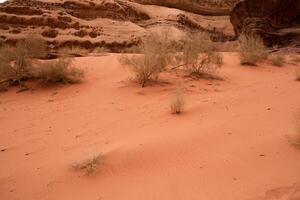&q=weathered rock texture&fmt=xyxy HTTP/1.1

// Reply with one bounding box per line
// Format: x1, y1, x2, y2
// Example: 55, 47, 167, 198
230, 0, 300, 47
131, 0, 239, 16
0, 0, 236, 53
